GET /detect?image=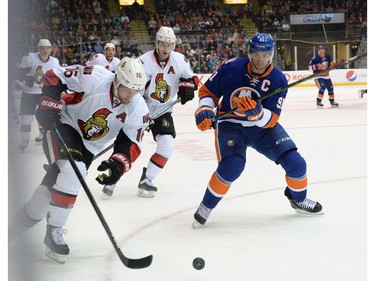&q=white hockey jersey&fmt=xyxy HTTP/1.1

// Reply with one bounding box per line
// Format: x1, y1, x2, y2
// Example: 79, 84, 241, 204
85, 53, 120, 73
44, 64, 149, 155
138, 50, 196, 117
17, 52, 60, 94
